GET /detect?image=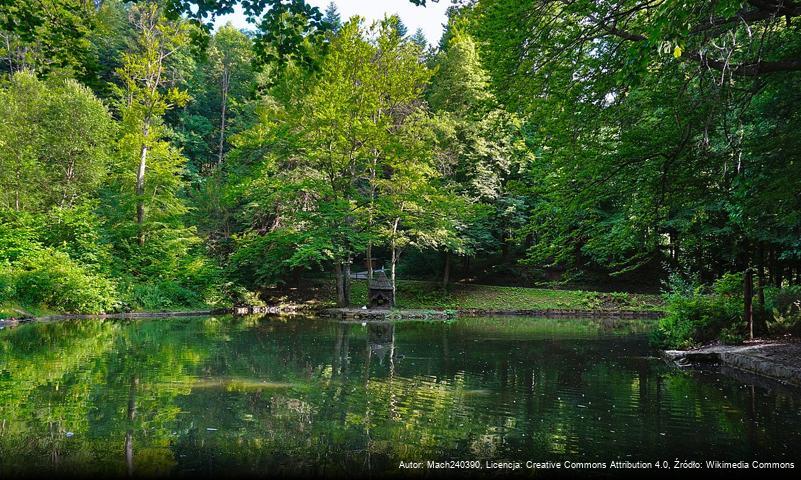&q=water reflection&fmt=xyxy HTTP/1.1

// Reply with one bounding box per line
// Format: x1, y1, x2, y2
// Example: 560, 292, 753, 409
0, 315, 799, 477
